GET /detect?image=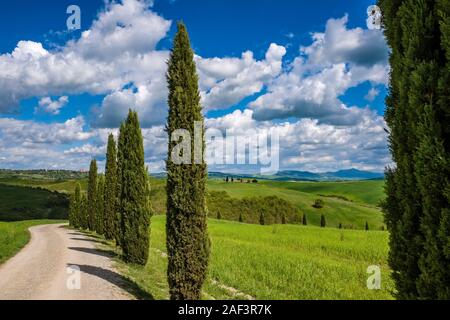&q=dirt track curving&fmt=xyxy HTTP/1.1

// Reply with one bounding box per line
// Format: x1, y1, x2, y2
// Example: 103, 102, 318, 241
0, 224, 133, 300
